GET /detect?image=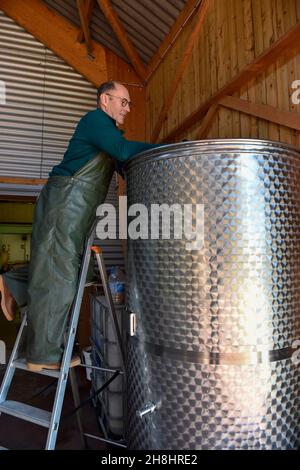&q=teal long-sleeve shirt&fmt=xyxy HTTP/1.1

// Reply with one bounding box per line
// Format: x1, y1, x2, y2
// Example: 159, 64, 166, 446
50, 108, 160, 176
